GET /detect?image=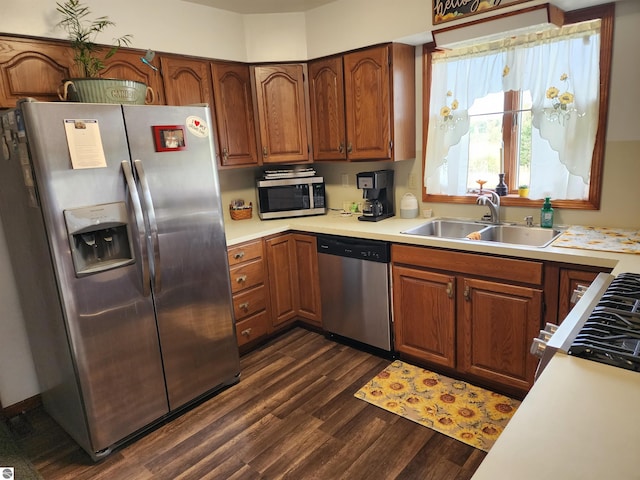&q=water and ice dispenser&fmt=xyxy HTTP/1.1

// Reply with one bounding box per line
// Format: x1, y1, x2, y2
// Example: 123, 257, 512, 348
64, 202, 134, 276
